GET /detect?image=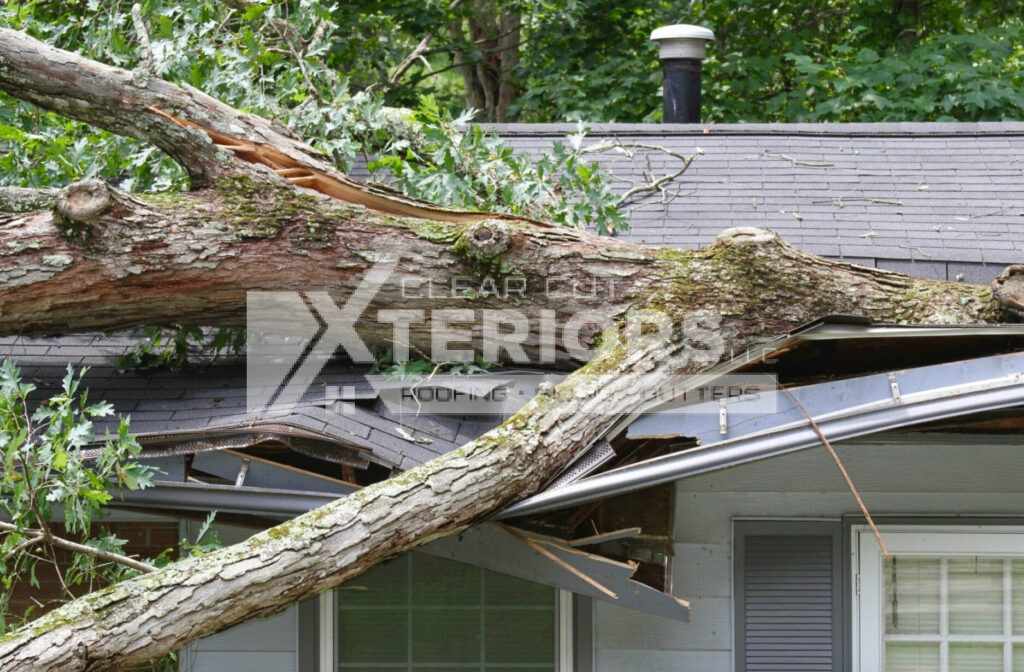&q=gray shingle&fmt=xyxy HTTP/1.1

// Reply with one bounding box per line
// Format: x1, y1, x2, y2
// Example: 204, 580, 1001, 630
876, 259, 947, 280
482, 122, 1024, 267
948, 262, 1003, 285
